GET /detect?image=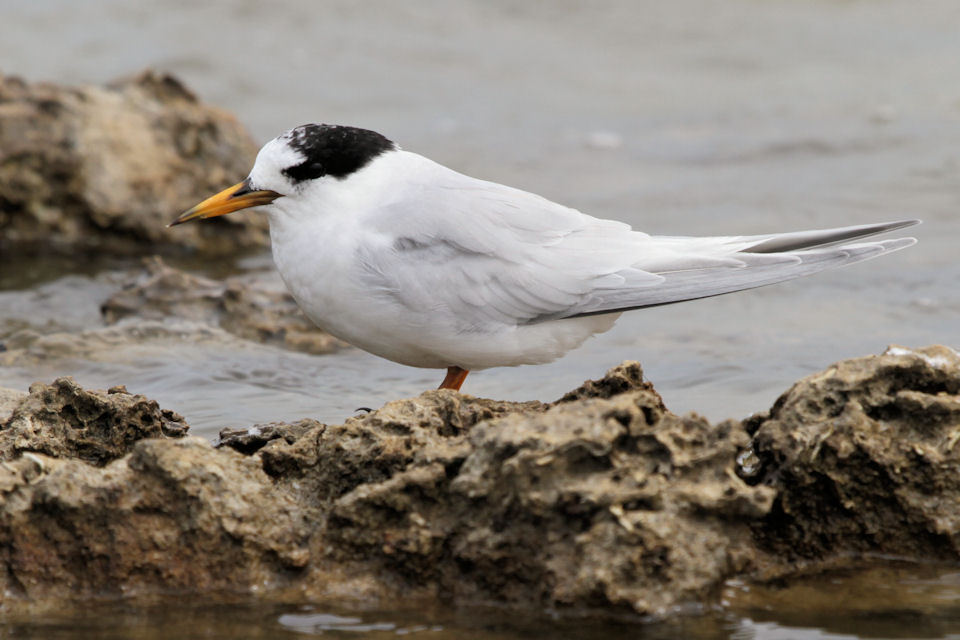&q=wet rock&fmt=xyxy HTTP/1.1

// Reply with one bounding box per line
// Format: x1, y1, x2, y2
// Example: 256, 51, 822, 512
0, 377, 188, 466
173, 362, 773, 615
0, 256, 344, 364
0, 438, 311, 604
0, 319, 247, 367
101, 256, 346, 355
257, 392, 549, 508
0, 70, 267, 255
217, 419, 321, 456
323, 385, 771, 615
0, 349, 958, 617
748, 345, 960, 565
556, 360, 654, 402
101, 256, 223, 325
